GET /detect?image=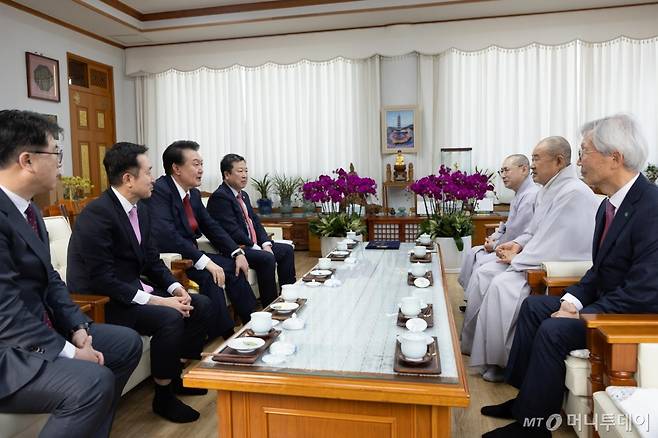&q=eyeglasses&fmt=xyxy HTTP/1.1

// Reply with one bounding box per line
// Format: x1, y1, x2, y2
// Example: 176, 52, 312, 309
578, 148, 596, 160
497, 165, 523, 176
28, 149, 63, 165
